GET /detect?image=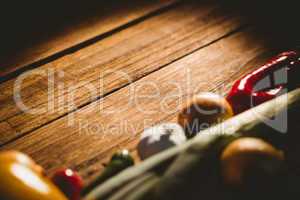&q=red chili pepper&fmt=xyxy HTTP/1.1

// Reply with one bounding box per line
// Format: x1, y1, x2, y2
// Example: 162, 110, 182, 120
52, 168, 83, 200
227, 50, 300, 114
